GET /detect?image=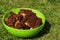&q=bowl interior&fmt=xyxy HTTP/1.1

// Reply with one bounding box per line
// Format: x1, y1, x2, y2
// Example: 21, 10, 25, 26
2, 8, 45, 30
